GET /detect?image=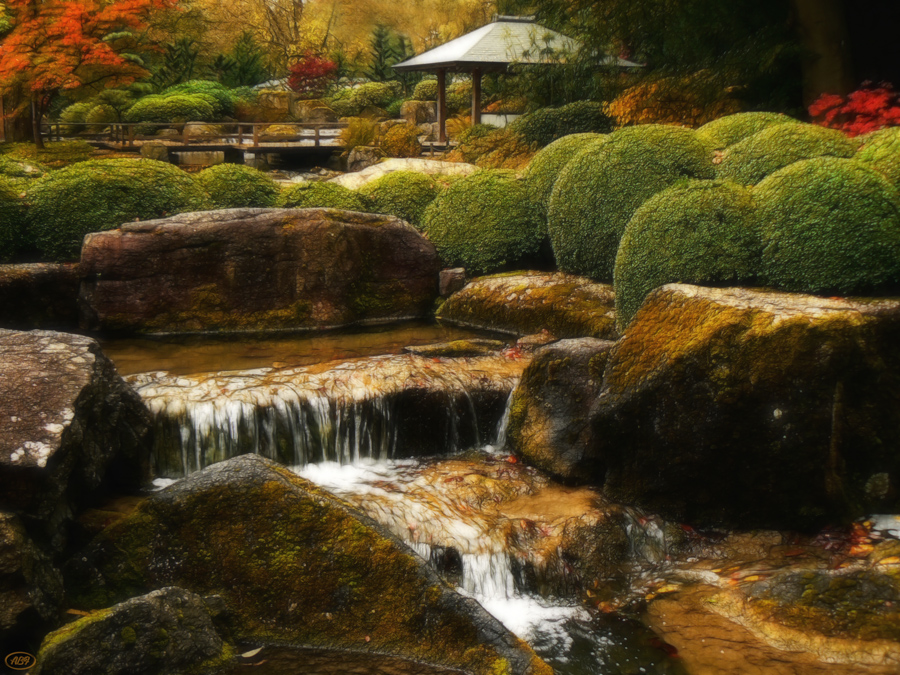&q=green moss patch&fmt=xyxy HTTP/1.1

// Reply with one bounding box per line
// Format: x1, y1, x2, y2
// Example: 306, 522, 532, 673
196, 164, 280, 209
0, 176, 26, 261
856, 127, 900, 189
358, 171, 439, 228
696, 112, 801, 149
279, 181, 368, 211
